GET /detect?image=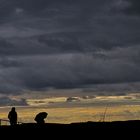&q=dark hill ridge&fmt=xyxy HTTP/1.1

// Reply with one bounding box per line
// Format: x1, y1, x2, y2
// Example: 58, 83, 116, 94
0, 120, 140, 139
1, 120, 140, 129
